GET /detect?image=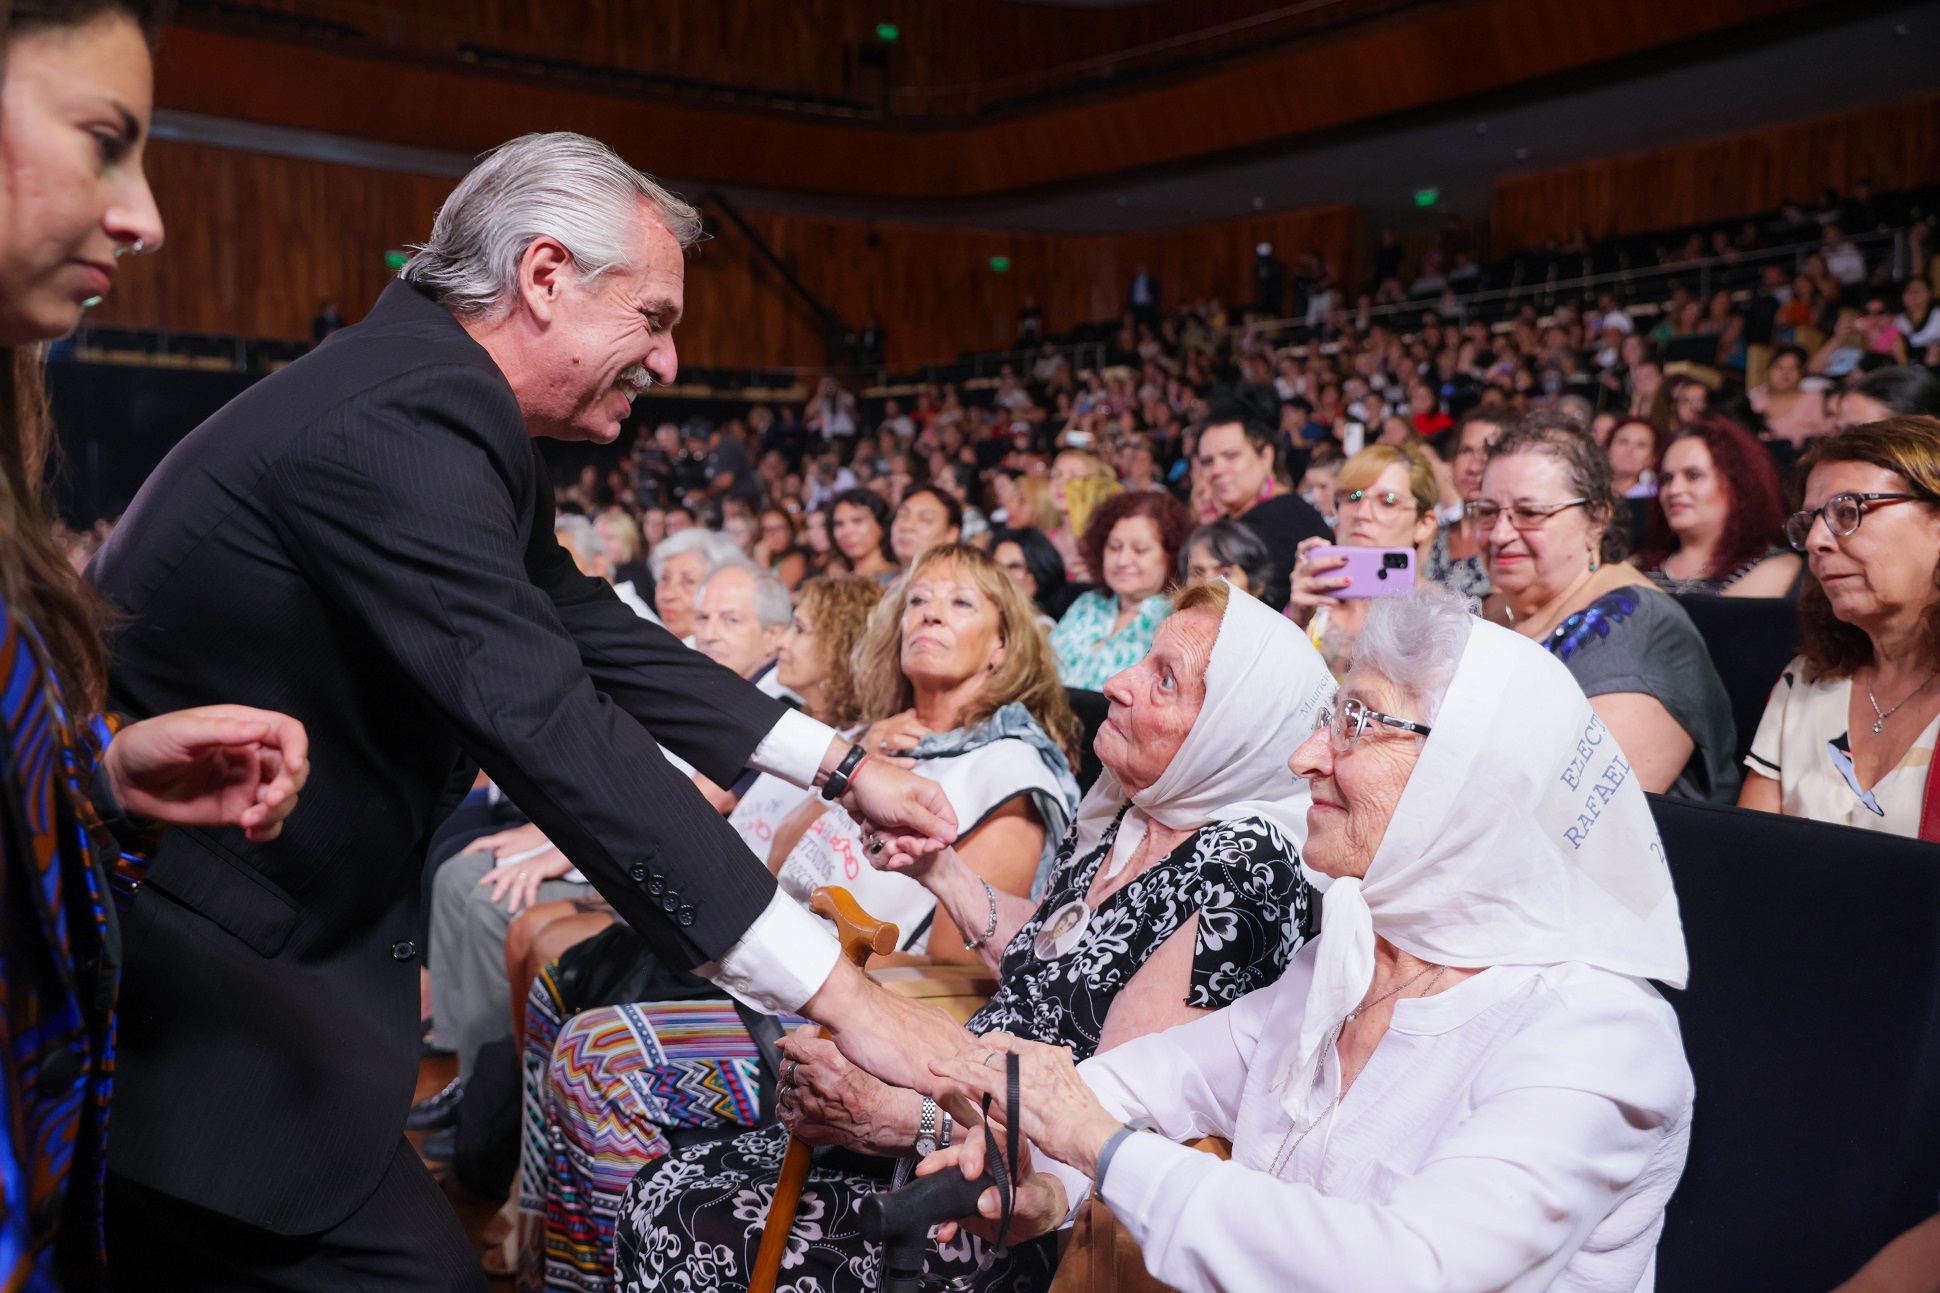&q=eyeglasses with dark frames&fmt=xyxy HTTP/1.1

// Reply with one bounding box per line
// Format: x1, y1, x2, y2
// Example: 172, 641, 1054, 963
1784, 492, 1924, 551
